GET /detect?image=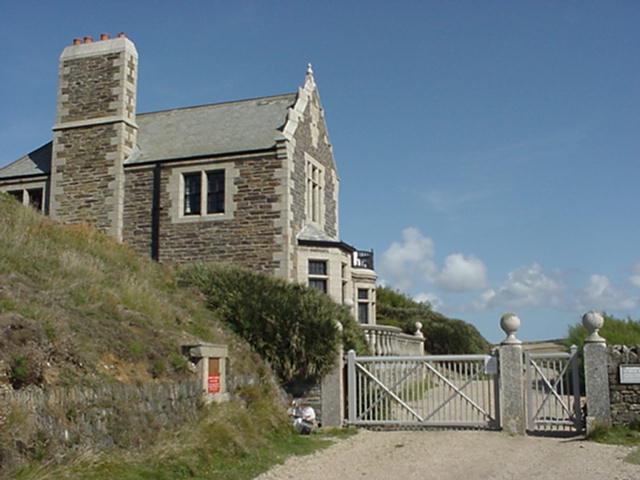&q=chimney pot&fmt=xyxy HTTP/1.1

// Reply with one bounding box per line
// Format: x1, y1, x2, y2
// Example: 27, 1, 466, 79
83, 36, 93, 43
72, 38, 82, 45
117, 32, 126, 38
100, 33, 109, 41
